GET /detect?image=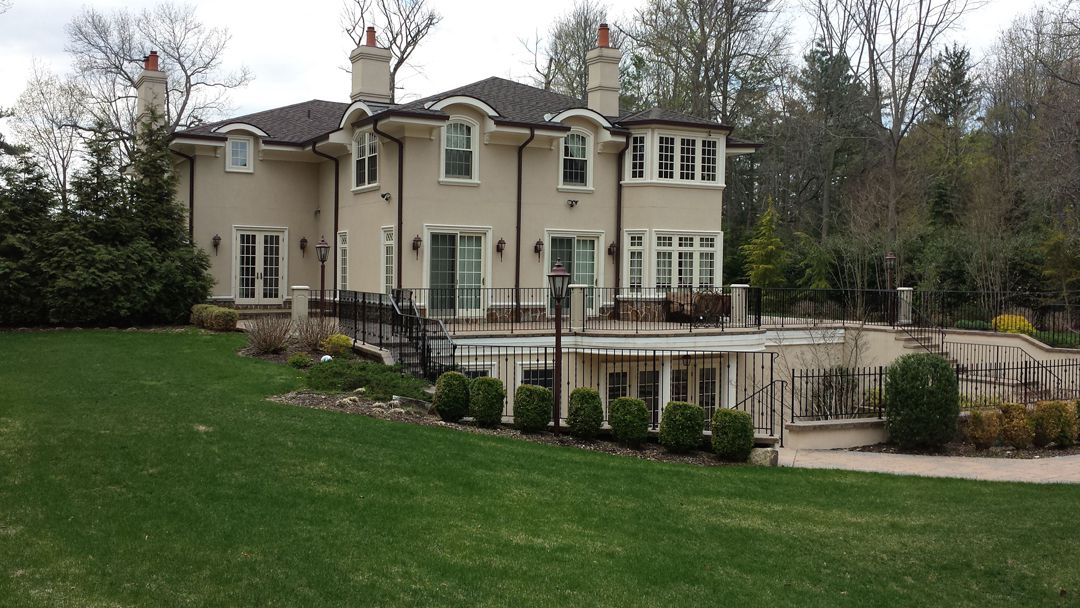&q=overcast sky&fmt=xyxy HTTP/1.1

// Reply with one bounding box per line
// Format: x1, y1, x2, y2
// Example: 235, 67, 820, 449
0, 0, 1040, 127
